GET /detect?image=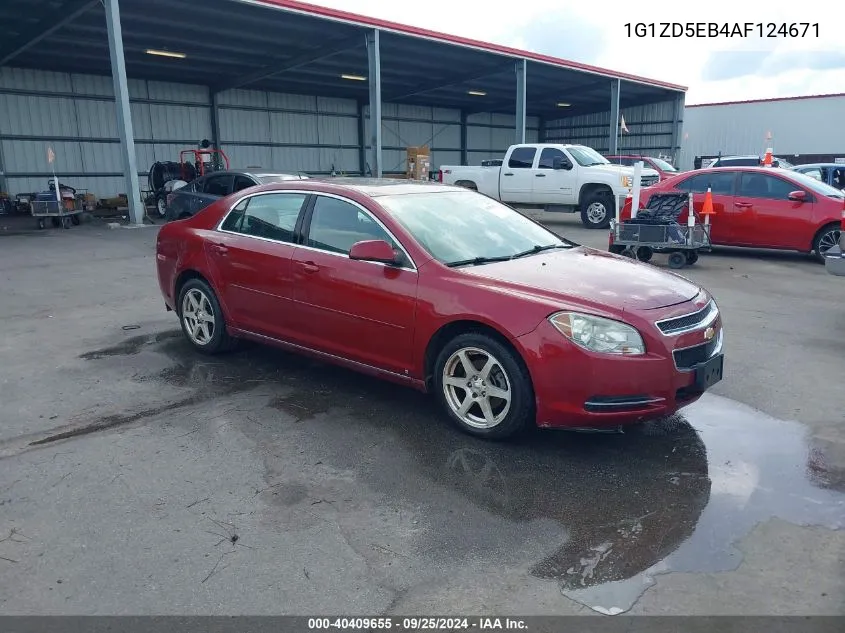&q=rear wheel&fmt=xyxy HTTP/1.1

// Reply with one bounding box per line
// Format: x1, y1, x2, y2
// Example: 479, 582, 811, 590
685, 251, 699, 265
177, 278, 237, 354
580, 192, 613, 229
155, 195, 167, 218
636, 246, 654, 262
813, 224, 841, 262
433, 333, 533, 439
668, 251, 687, 269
